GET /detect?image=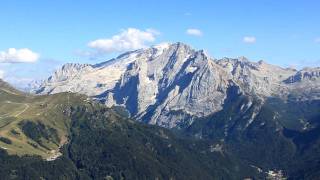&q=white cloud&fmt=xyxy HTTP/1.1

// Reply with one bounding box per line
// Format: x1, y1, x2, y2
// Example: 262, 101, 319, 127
186, 28, 203, 37
243, 36, 256, 44
0, 48, 40, 63
315, 37, 320, 43
0, 70, 4, 79
88, 28, 159, 53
